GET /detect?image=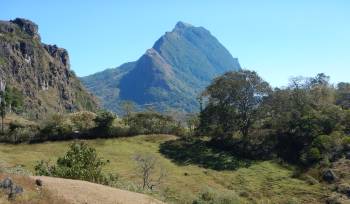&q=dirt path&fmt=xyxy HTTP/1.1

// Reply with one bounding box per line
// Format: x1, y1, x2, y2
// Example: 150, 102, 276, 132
32, 176, 164, 204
